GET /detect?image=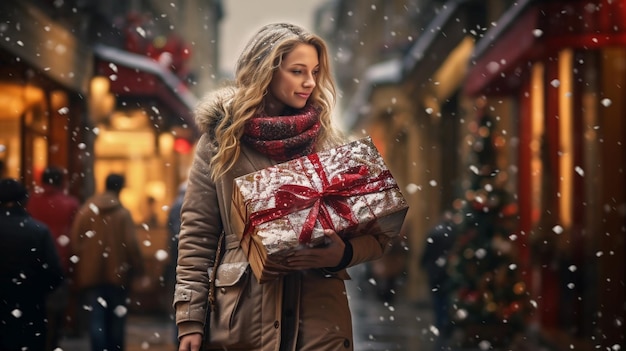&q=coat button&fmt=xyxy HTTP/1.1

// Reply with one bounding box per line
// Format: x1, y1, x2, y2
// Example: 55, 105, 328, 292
273, 321, 280, 329
343, 339, 350, 348
220, 288, 226, 294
